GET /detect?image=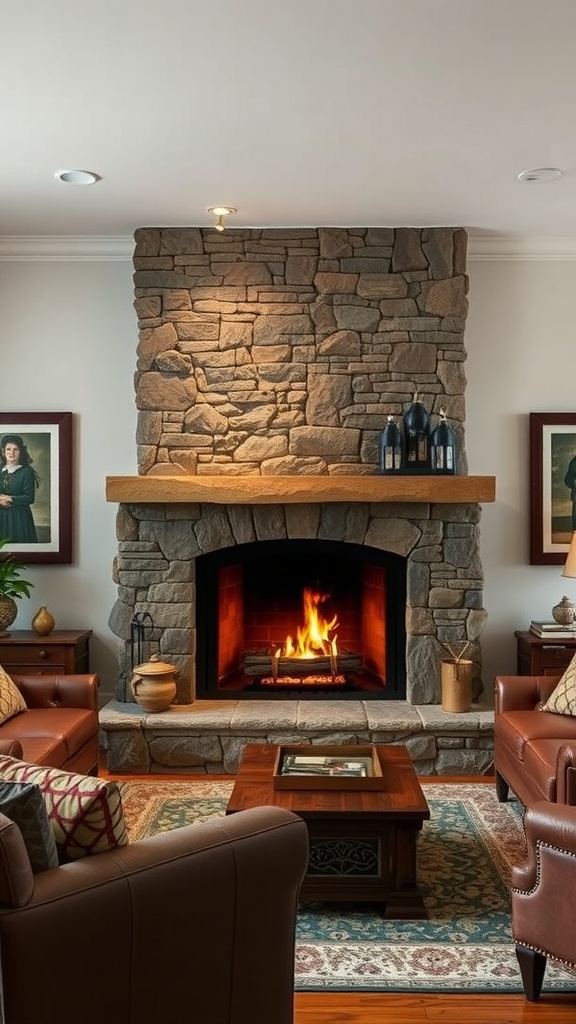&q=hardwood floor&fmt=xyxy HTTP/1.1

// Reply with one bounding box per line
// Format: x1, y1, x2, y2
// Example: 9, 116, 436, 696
101, 759, 576, 1021
294, 992, 576, 1022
